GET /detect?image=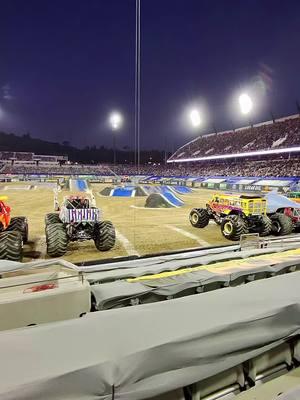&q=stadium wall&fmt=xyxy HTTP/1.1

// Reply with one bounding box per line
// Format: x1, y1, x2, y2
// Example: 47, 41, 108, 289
199, 181, 292, 193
